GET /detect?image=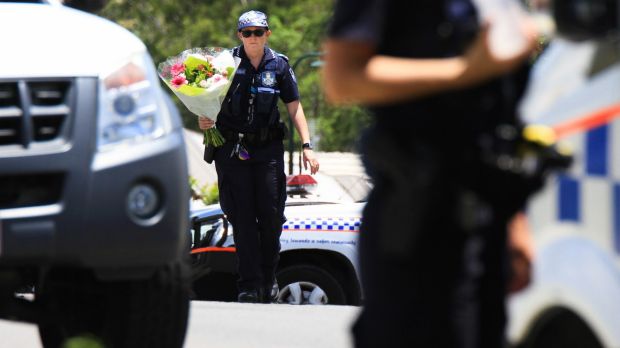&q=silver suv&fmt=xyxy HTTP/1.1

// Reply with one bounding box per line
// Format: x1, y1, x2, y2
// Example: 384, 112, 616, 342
0, 1, 190, 347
